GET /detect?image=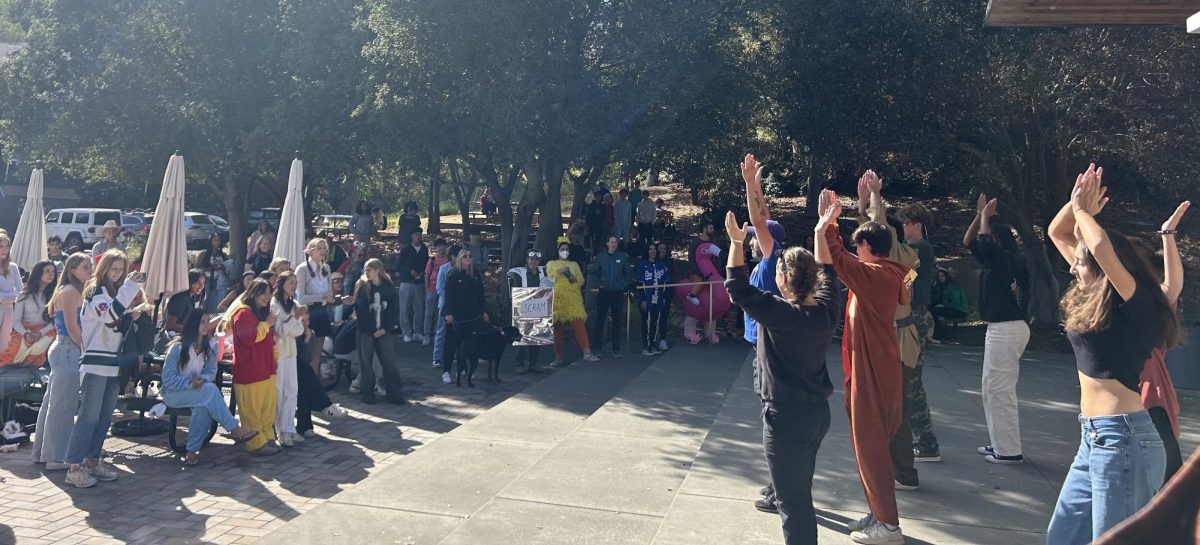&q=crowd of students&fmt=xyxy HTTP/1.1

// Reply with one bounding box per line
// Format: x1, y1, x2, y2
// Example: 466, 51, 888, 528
725, 155, 1188, 545
0, 160, 1189, 544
